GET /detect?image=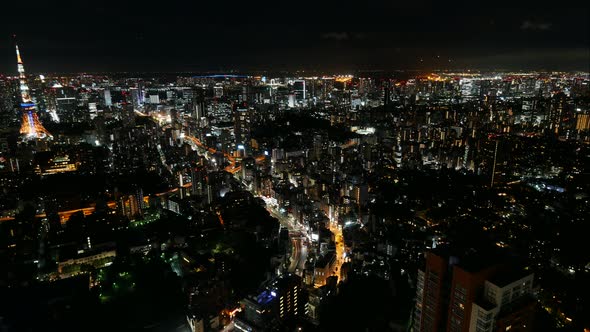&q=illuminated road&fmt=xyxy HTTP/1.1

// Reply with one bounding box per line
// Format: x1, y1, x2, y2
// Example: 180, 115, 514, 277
286, 234, 308, 274
184, 134, 267, 175
183, 135, 242, 174
289, 237, 301, 272
264, 202, 307, 275
328, 220, 346, 283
